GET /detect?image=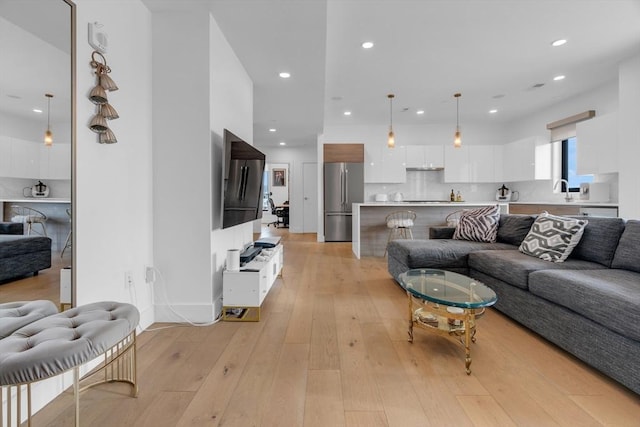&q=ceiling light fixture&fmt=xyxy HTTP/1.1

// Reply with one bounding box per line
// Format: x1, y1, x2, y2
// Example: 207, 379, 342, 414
453, 93, 462, 148
551, 39, 567, 47
44, 93, 53, 147
416, 110, 425, 115
553, 75, 566, 81
33, 109, 43, 113
489, 109, 498, 114
269, 128, 276, 132
343, 111, 352, 116
361, 41, 374, 49
279, 72, 291, 79
387, 94, 395, 148
279, 141, 286, 146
